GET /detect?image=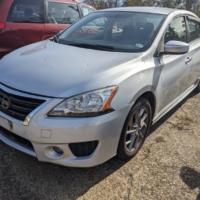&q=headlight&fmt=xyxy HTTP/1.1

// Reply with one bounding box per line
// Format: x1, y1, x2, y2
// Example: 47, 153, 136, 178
48, 86, 118, 117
